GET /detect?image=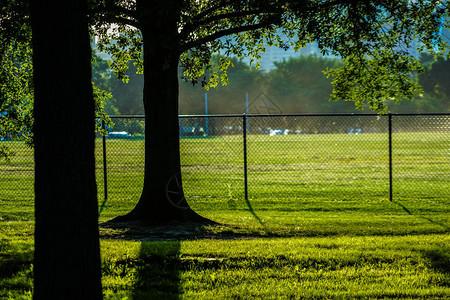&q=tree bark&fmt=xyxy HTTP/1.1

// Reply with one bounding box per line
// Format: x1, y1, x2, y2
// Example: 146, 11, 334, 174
113, 0, 211, 224
31, 0, 102, 298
